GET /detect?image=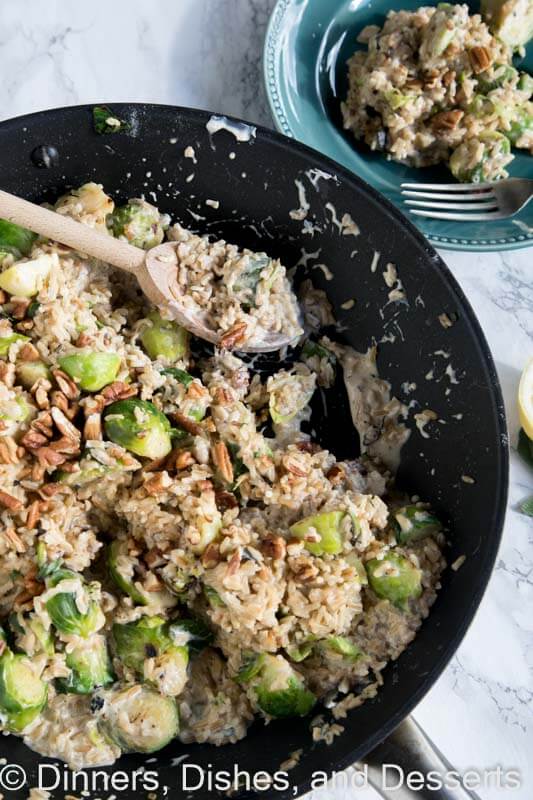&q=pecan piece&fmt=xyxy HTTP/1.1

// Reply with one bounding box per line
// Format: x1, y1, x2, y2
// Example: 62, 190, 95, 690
11, 298, 30, 320
52, 369, 79, 400
33, 378, 52, 409
26, 500, 42, 531
469, 46, 492, 74
84, 412, 102, 441
326, 465, 345, 485
18, 342, 40, 362
144, 547, 166, 569
172, 411, 203, 436
261, 535, 286, 561
0, 490, 23, 512
101, 381, 137, 404
20, 430, 48, 451
174, 449, 196, 470
284, 454, 307, 477
202, 543, 221, 569
431, 109, 464, 133
0, 437, 19, 465
211, 441, 234, 484
51, 406, 81, 441
36, 447, 67, 467
219, 322, 248, 350
215, 489, 239, 511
